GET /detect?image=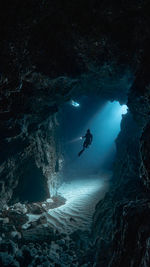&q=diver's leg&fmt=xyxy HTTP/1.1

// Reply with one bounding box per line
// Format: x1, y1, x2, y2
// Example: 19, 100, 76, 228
78, 141, 88, 156
83, 141, 88, 148
78, 149, 84, 157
